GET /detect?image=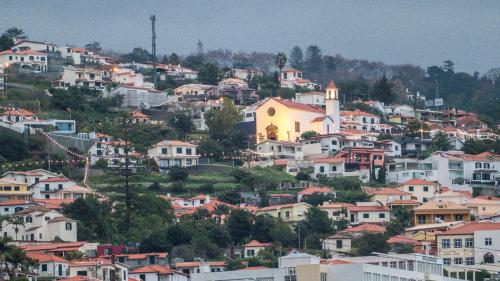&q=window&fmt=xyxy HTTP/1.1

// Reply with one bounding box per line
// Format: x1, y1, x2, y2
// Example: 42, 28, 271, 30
363, 213, 369, 219
186, 159, 192, 165
443, 258, 451, 265
455, 214, 463, 221
14, 186, 19, 191
466, 257, 474, 265
332, 140, 337, 145
423, 186, 428, 192
45, 184, 50, 191
319, 166, 325, 173
418, 215, 426, 224
8, 56, 12, 60
58, 184, 63, 190
363, 117, 367, 123
485, 238, 492, 246
65, 222, 72, 230
379, 213, 385, 218
294, 121, 300, 132
285, 211, 290, 218
409, 186, 414, 191
320, 273, 327, 281
176, 147, 182, 154
45, 194, 50, 199
41, 264, 48, 272
442, 239, 450, 248
41, 57, 45, 61
29, 56, 34, 60
475, 162, 482, 168
484, 163, 490, 169
77, 271, 88, 276
161, 148, 168, 154
336, 240, 343, 249
186, 148, 192, 155
331, 166, 336, 172
139, 274, 145, 281
370, 118, 375, 124
454, 239, 462, 248
465, 238, 474, 248
454, 258, 463, 265
45, 216, 51, 221
26, 216, 32, 223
